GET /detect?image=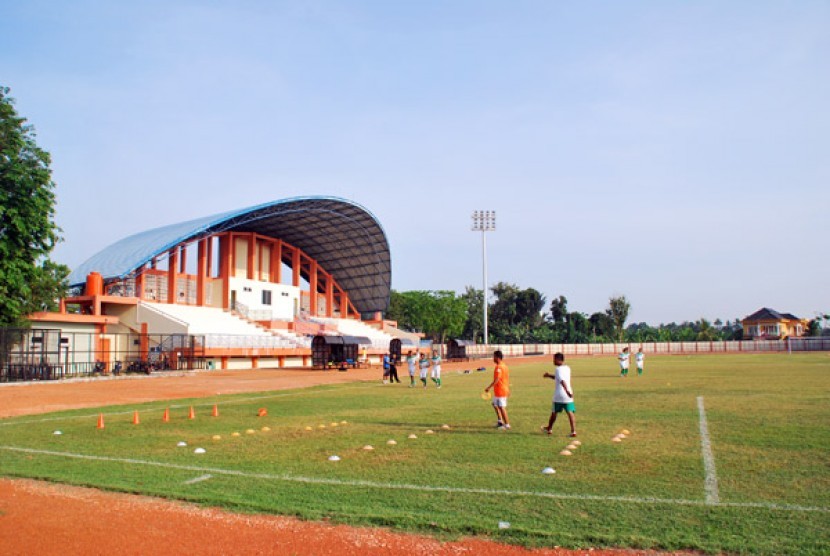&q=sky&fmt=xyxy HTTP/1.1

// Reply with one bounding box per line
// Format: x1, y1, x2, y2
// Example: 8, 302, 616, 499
1, 1, 828, 325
